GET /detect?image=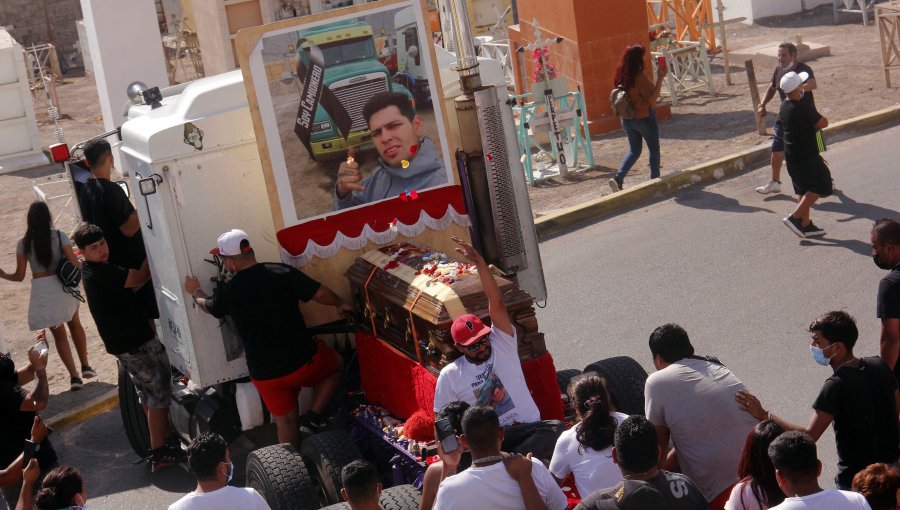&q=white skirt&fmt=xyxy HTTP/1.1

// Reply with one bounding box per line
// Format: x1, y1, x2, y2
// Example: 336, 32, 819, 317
28, 275, 80, 330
